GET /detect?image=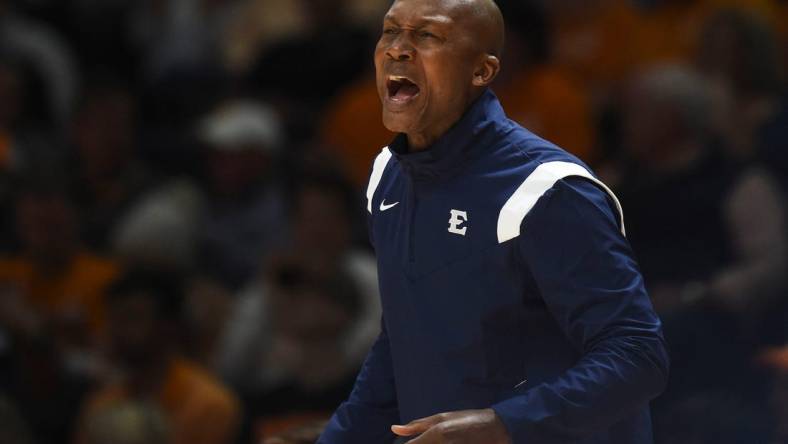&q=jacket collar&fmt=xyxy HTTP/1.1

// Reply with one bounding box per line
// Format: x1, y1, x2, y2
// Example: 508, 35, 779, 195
388, 89, 509, 182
